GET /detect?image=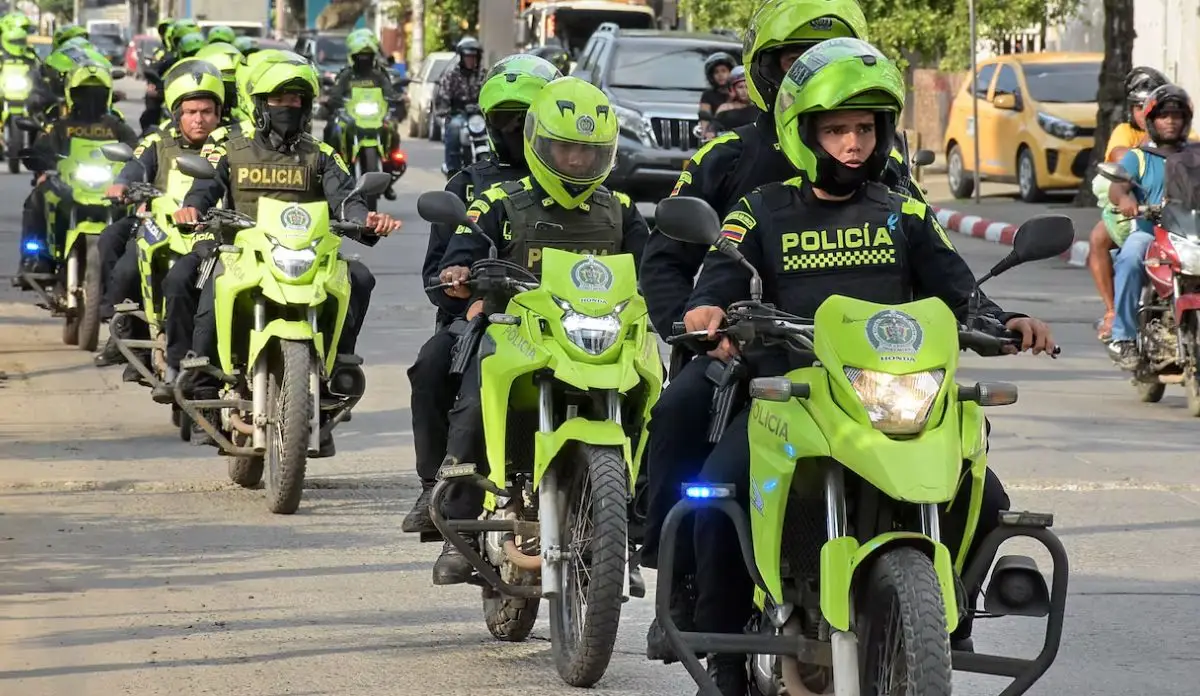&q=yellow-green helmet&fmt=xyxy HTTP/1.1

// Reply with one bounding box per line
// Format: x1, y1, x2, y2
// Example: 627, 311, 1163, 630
167, 19, 200, 51
163, 58, 225, 113
743, 0, 869, 111
346, 29, 379, 59
65, 62, 113, 113
480, 54, 561, 113
232, 35, 259, 55
206, 25, 236, 44
235, 49, 292, 123
775, 38, 903, 187
196, 41, 241, 80
176, 32, 205, 58
53, 24, 88, 50
523, 77, 617, 209
1, 25, 28, 53
246, 53, 319, 135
